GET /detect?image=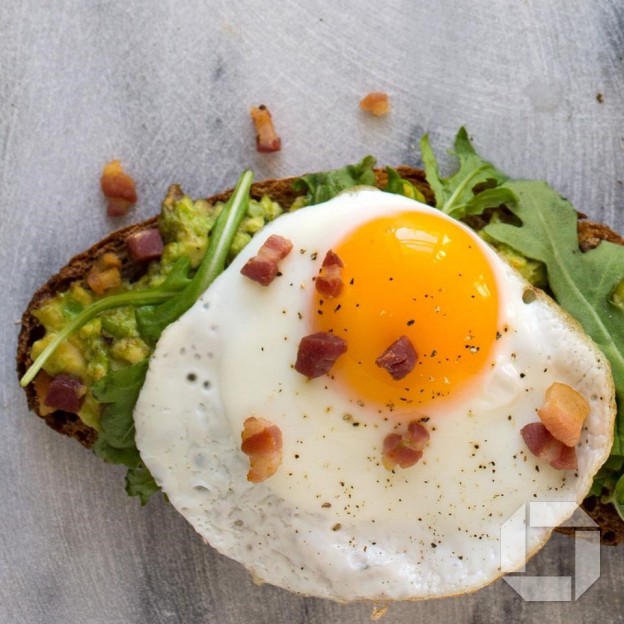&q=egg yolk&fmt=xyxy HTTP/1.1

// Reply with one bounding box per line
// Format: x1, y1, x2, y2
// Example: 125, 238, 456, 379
312, 209, 499, 413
